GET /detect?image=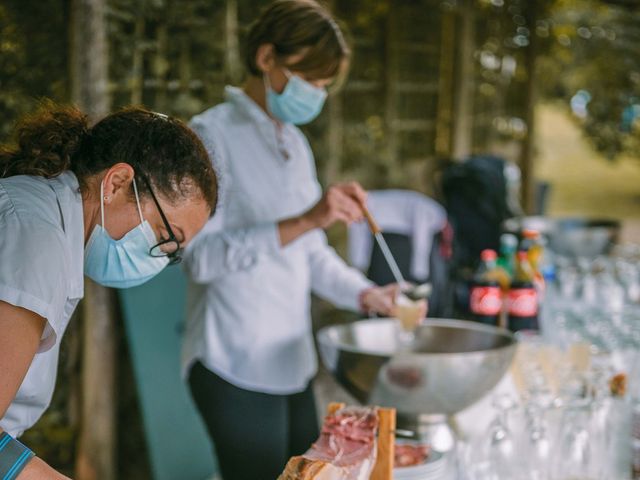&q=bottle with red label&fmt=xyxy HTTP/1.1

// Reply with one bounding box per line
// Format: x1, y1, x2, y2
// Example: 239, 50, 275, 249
469, 249, 503, 326
507, 251, 539, 332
